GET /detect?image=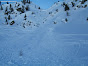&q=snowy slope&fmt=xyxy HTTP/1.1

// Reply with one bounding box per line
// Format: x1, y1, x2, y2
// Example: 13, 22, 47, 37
0, 2, 47, 28
46, 0, 88, 34
0, 0, 88, 66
